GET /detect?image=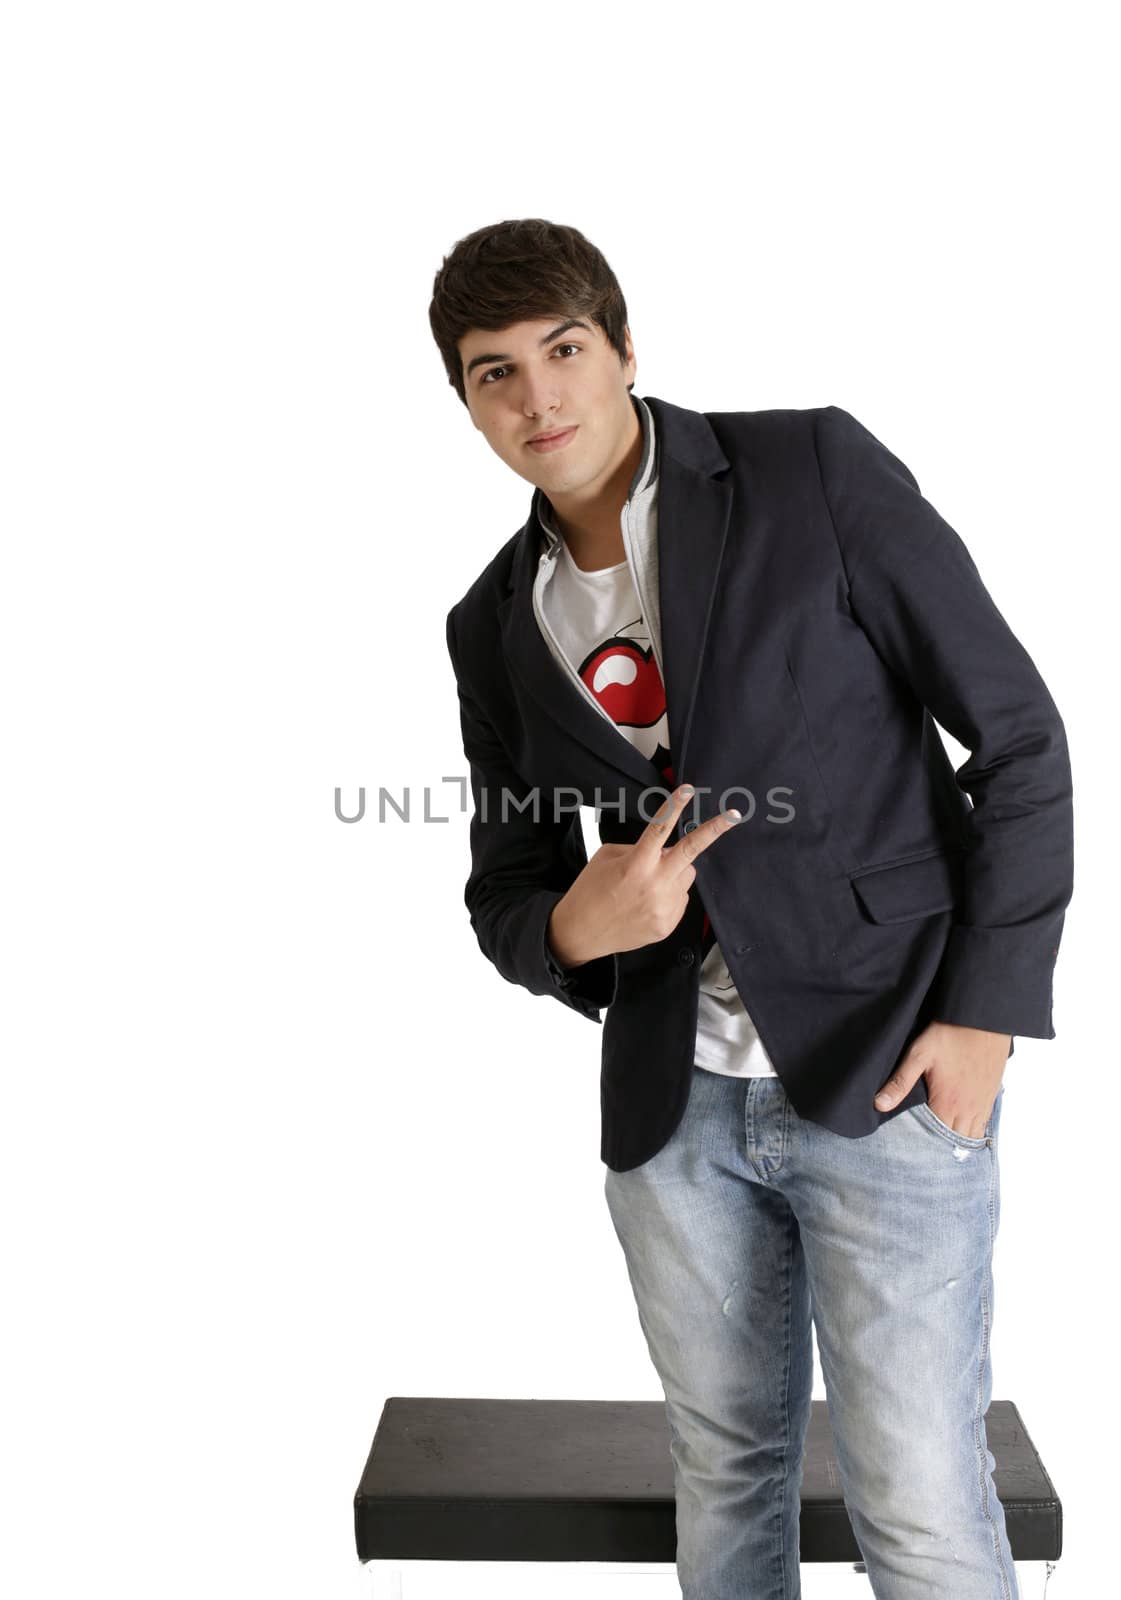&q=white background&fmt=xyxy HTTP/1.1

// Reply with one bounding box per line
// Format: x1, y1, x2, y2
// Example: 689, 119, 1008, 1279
2, 2, 1114, 1596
